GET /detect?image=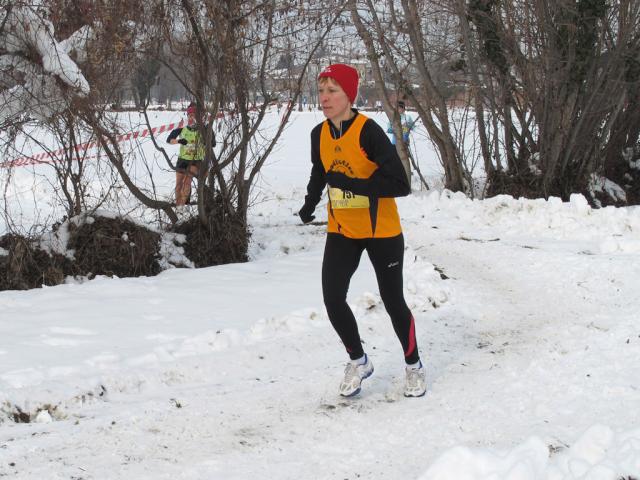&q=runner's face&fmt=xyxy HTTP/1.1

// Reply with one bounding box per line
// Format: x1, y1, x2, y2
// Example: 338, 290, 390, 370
318, 78, 352, 124
187, 112, 196, 125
